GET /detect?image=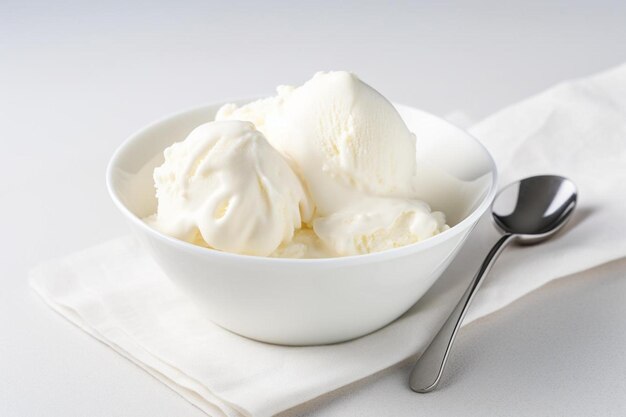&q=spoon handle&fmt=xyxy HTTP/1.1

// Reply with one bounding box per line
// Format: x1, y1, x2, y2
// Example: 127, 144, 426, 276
409, 233, 516, 393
